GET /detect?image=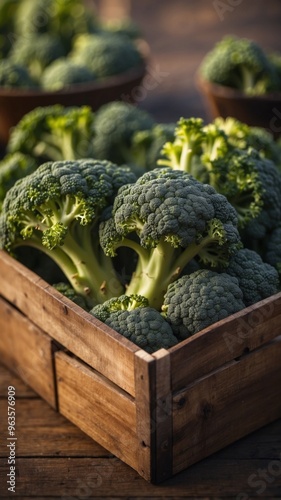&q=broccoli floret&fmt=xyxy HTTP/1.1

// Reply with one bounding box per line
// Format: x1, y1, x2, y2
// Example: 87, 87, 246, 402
41, 58, 96, 91
99, 168, 242, 310
263, 226, 281, 277
92, 101, 155, 165
14, 0, 97, 53
129, 123, 176, 173
162, 269, 245, 340
199, 35, 278, 95
0, 59, 37, 88
9, 34, 66, 82
90, 294, 178, 353
0, 0, 20, 58
159, 118, 281, 231
53, 282, 89, 310
0, 159, 136, 307
7, 105, 96, 162
0, 153, 38, 210
70, 32, 143, 79
225, 248, 280, 306
213, 117, 281, 166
